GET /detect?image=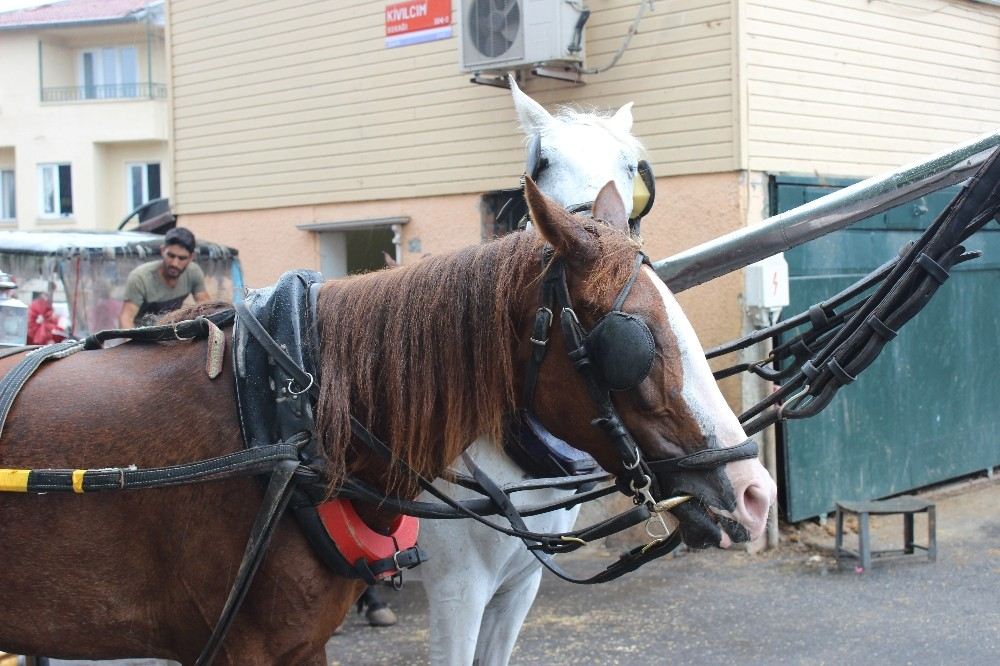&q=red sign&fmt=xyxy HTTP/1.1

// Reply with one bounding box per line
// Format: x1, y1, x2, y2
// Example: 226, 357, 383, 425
385, 0, 451, 43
